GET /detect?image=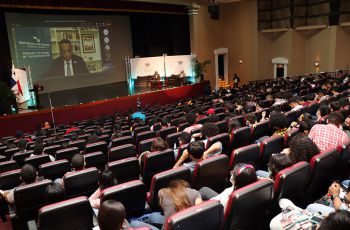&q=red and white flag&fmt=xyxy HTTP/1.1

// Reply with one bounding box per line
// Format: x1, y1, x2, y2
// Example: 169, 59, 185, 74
10, 63, 30, 104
